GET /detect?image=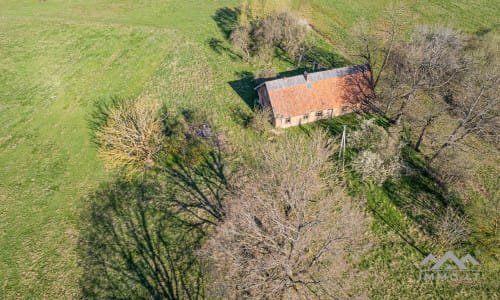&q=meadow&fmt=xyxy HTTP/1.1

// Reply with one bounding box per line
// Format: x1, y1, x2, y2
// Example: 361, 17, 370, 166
0, 0, 498, 298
